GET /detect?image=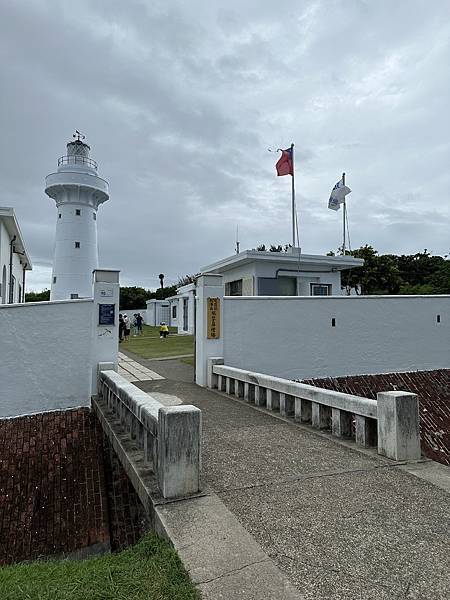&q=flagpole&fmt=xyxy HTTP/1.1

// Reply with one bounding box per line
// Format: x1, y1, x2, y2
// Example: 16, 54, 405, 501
342, 172, 346, 255
291, 143, 296, 248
